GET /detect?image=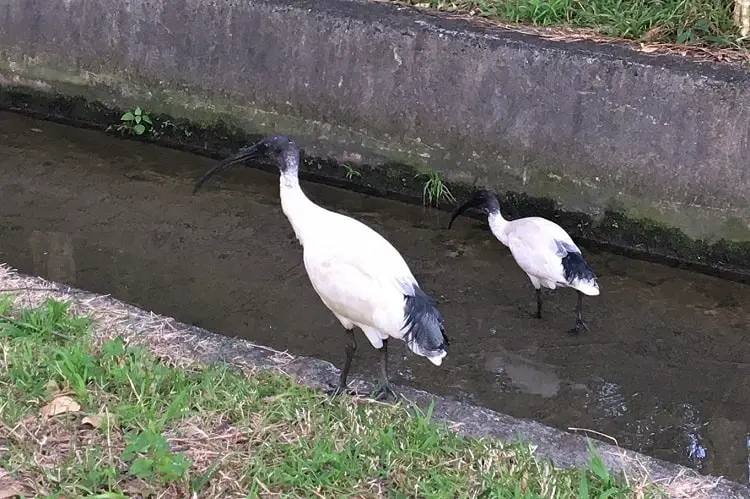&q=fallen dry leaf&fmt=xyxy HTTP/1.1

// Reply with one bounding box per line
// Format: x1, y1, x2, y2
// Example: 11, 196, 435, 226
81, 414, 104, 429
40, 395, 81, 420
639, 44, 661, 53
123, 478, 156, 497
0, 466, 24, 499
0, 484, 22, 499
